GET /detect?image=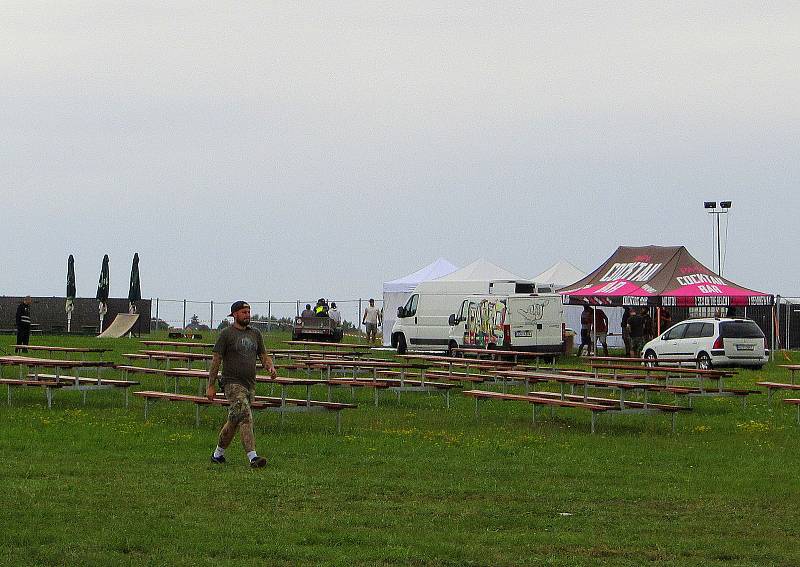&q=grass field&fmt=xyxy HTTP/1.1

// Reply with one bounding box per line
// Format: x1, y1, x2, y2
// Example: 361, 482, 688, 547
0, 332, 799, 566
